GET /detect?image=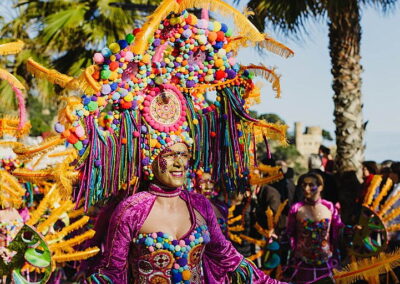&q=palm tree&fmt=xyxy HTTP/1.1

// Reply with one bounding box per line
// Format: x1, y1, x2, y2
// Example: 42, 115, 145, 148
243, 0, 397, 175
0, 0, 161, 112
